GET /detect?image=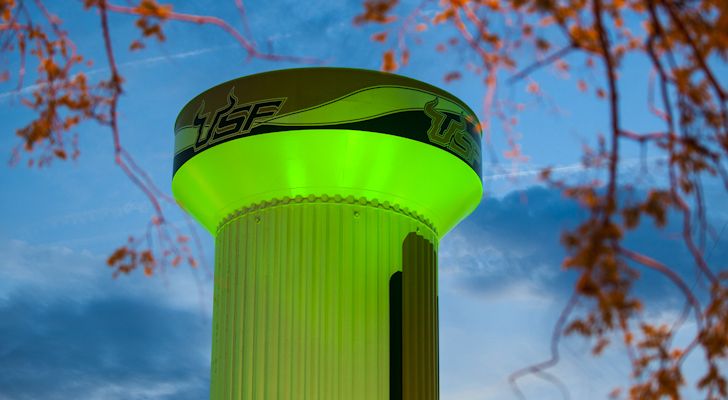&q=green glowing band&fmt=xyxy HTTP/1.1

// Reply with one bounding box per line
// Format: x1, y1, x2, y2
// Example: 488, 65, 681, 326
172, 68, 483, 236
